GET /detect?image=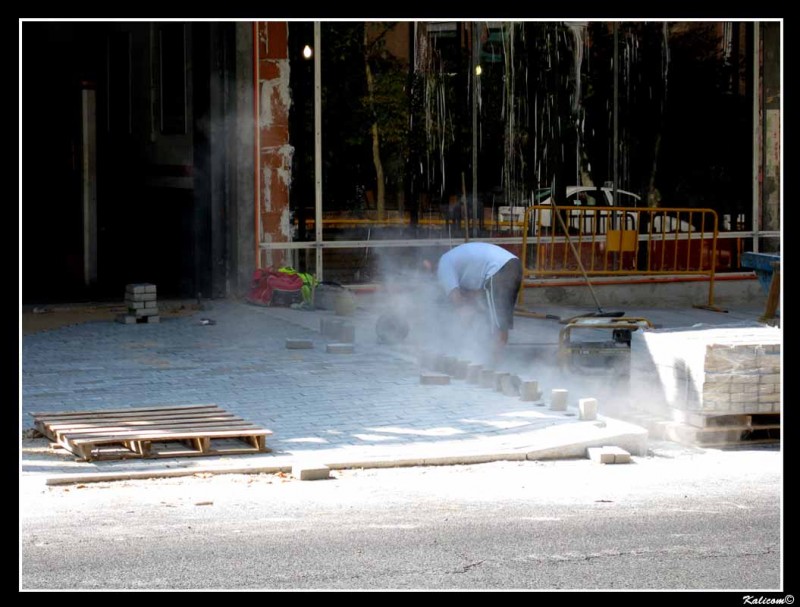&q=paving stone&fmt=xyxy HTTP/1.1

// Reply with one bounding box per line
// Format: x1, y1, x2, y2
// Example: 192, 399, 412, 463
125, 283, 156, 295
520, 380, 542, 401
605, 446, 633, 464
579, 398, 599, 421
550, 389, 568, 411
587, 447, 615, 464
286, 339, 314, 349
493, 372, 510, 392
292, 464, 330, 481
125, 292, 158, 302
587, 445, 632, 464
500, 374, 520, 396
420, 373, 451, 385
326, 343, 354, 354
